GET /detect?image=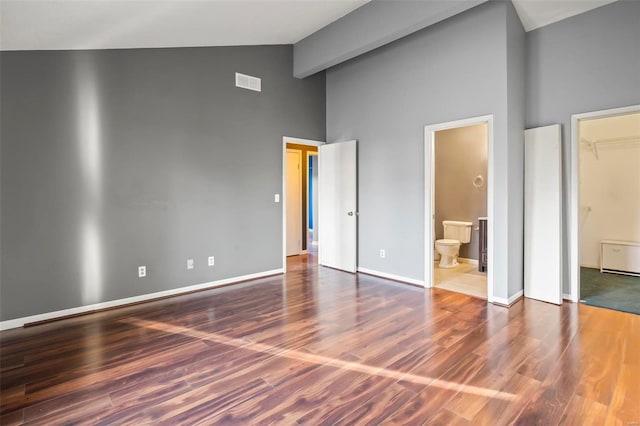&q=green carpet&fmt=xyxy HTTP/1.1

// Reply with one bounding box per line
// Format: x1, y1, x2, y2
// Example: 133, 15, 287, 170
580, 267, 640, 315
